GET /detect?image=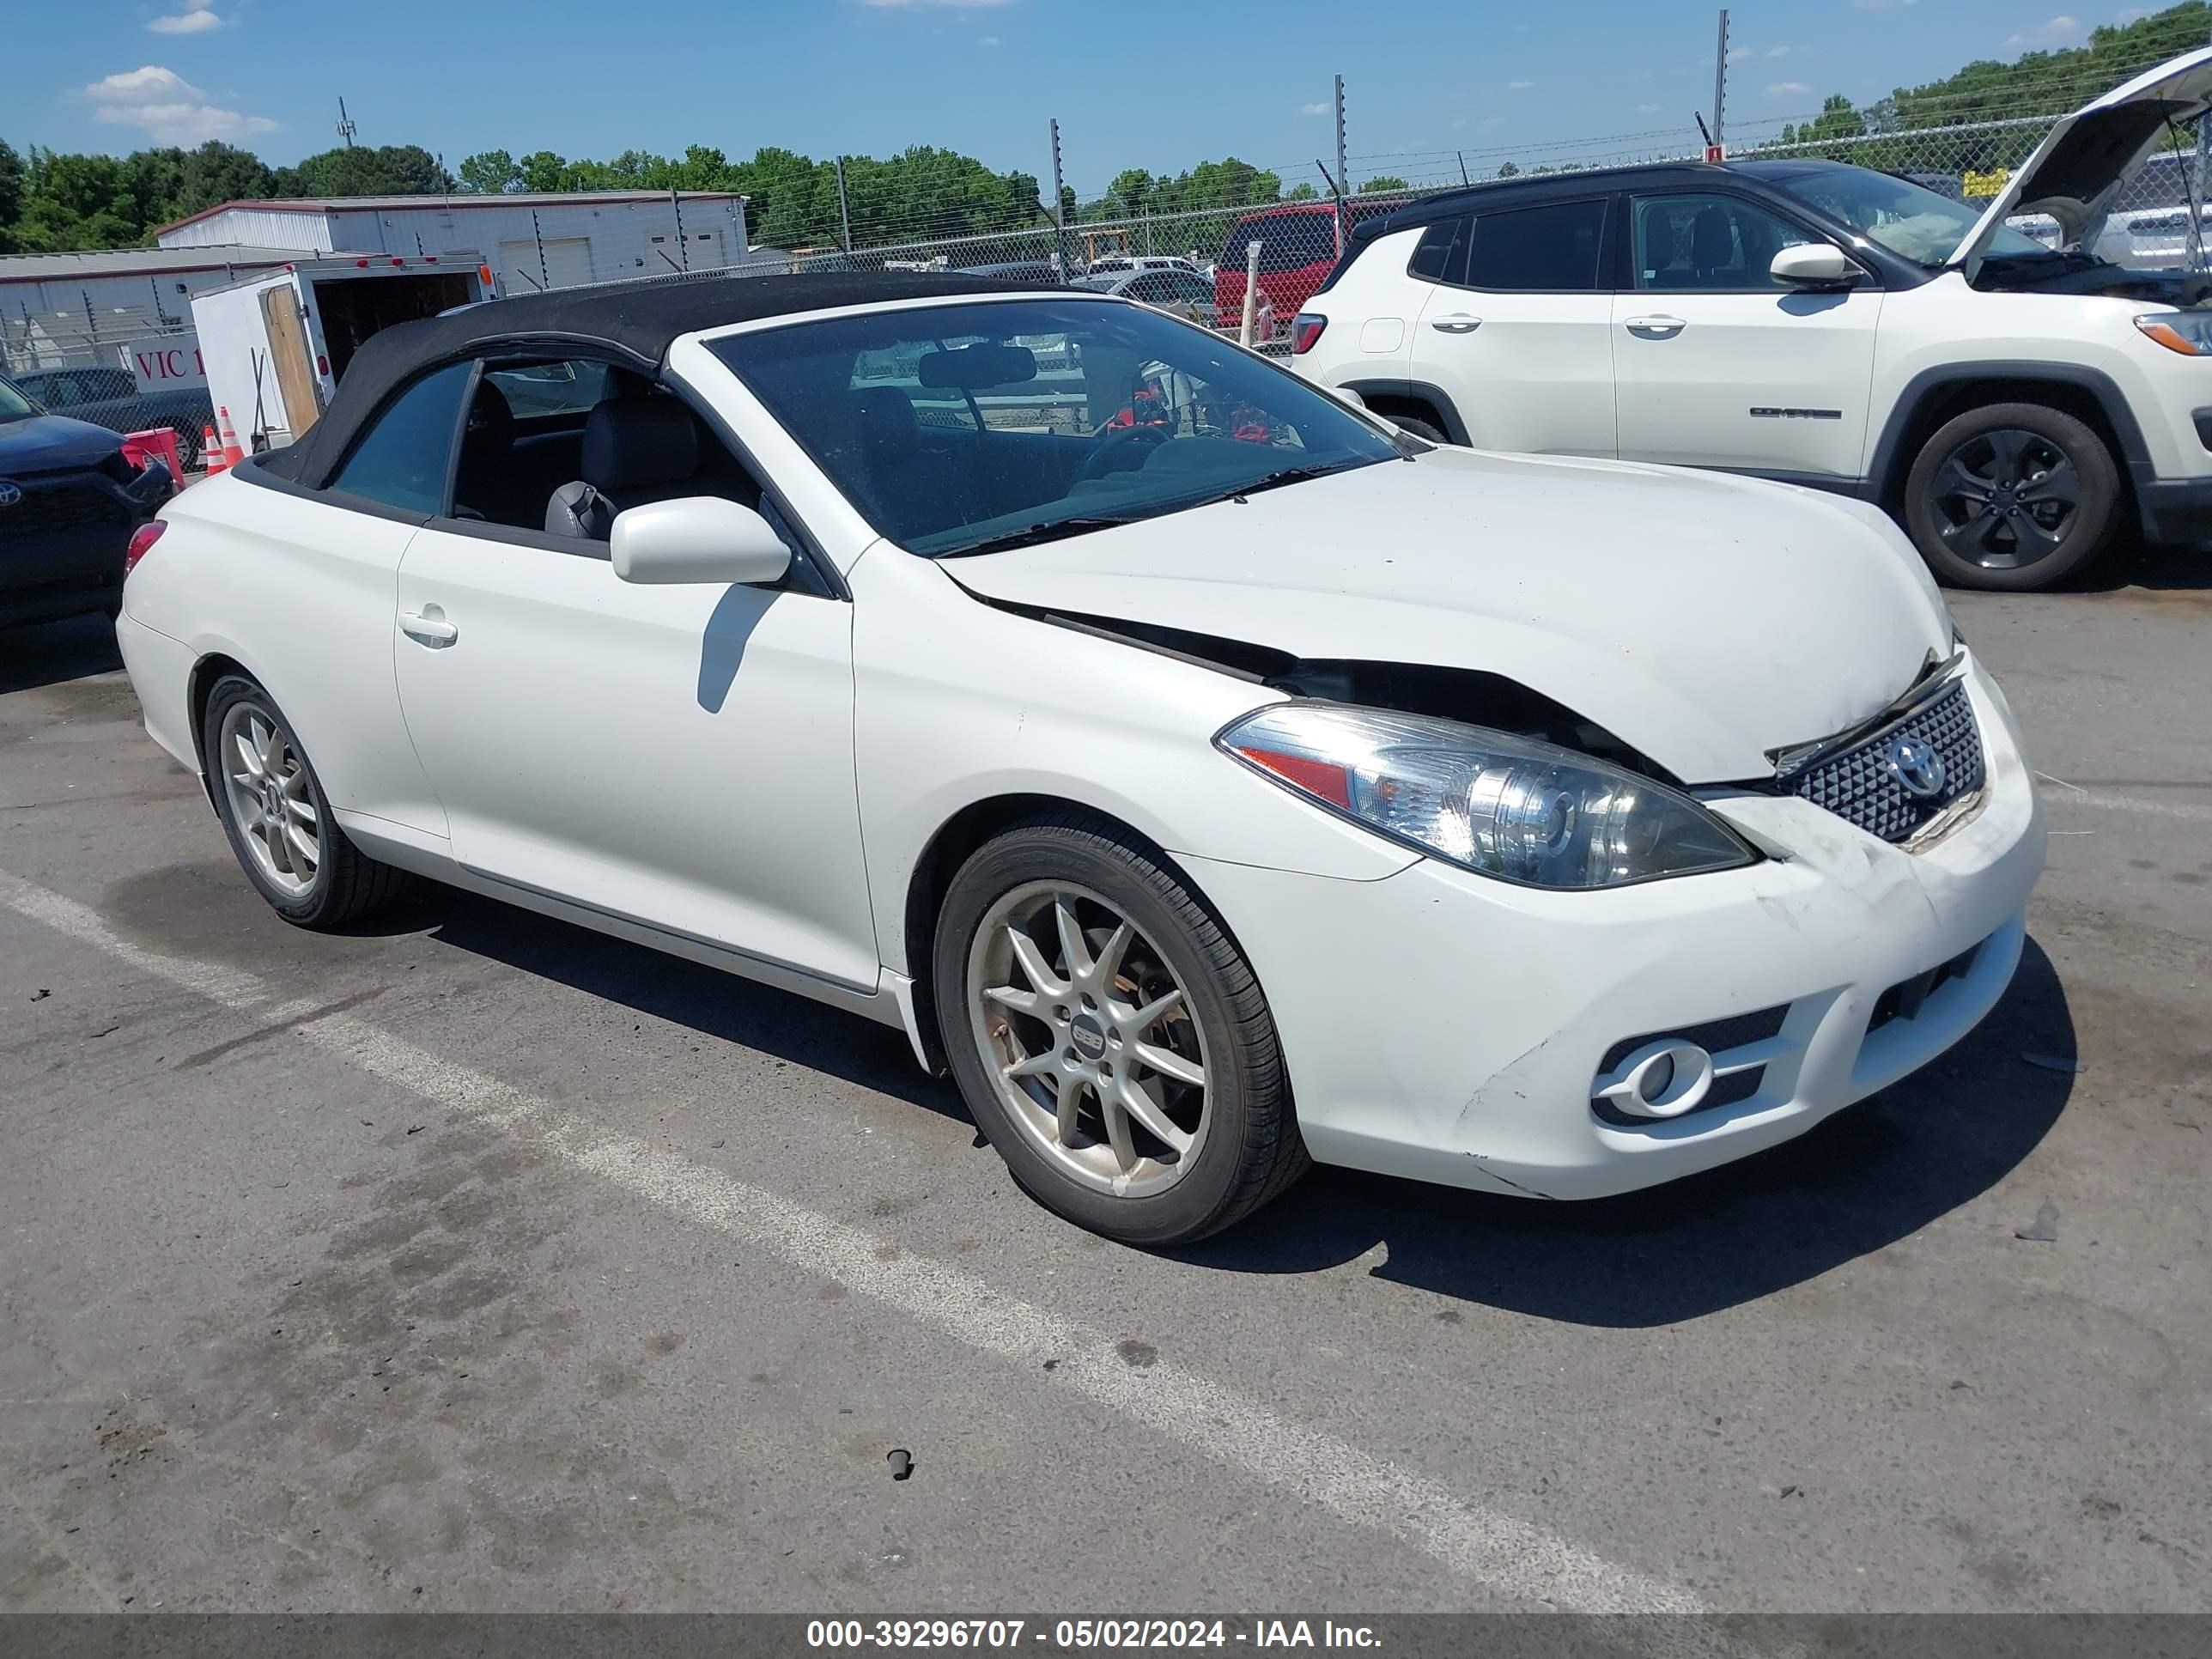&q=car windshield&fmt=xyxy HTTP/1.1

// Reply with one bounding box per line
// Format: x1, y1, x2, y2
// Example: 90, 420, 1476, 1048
0, 378, 39, 421
1765, 167, 2047, 265
710, 296, 1401, 557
